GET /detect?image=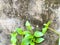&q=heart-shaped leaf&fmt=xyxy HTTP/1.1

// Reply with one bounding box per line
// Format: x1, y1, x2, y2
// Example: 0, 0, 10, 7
34, 31, 44, 37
